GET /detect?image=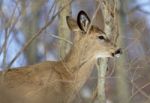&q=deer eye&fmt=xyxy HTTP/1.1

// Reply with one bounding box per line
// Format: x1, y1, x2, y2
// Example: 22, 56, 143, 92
98, 36, 105, 40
